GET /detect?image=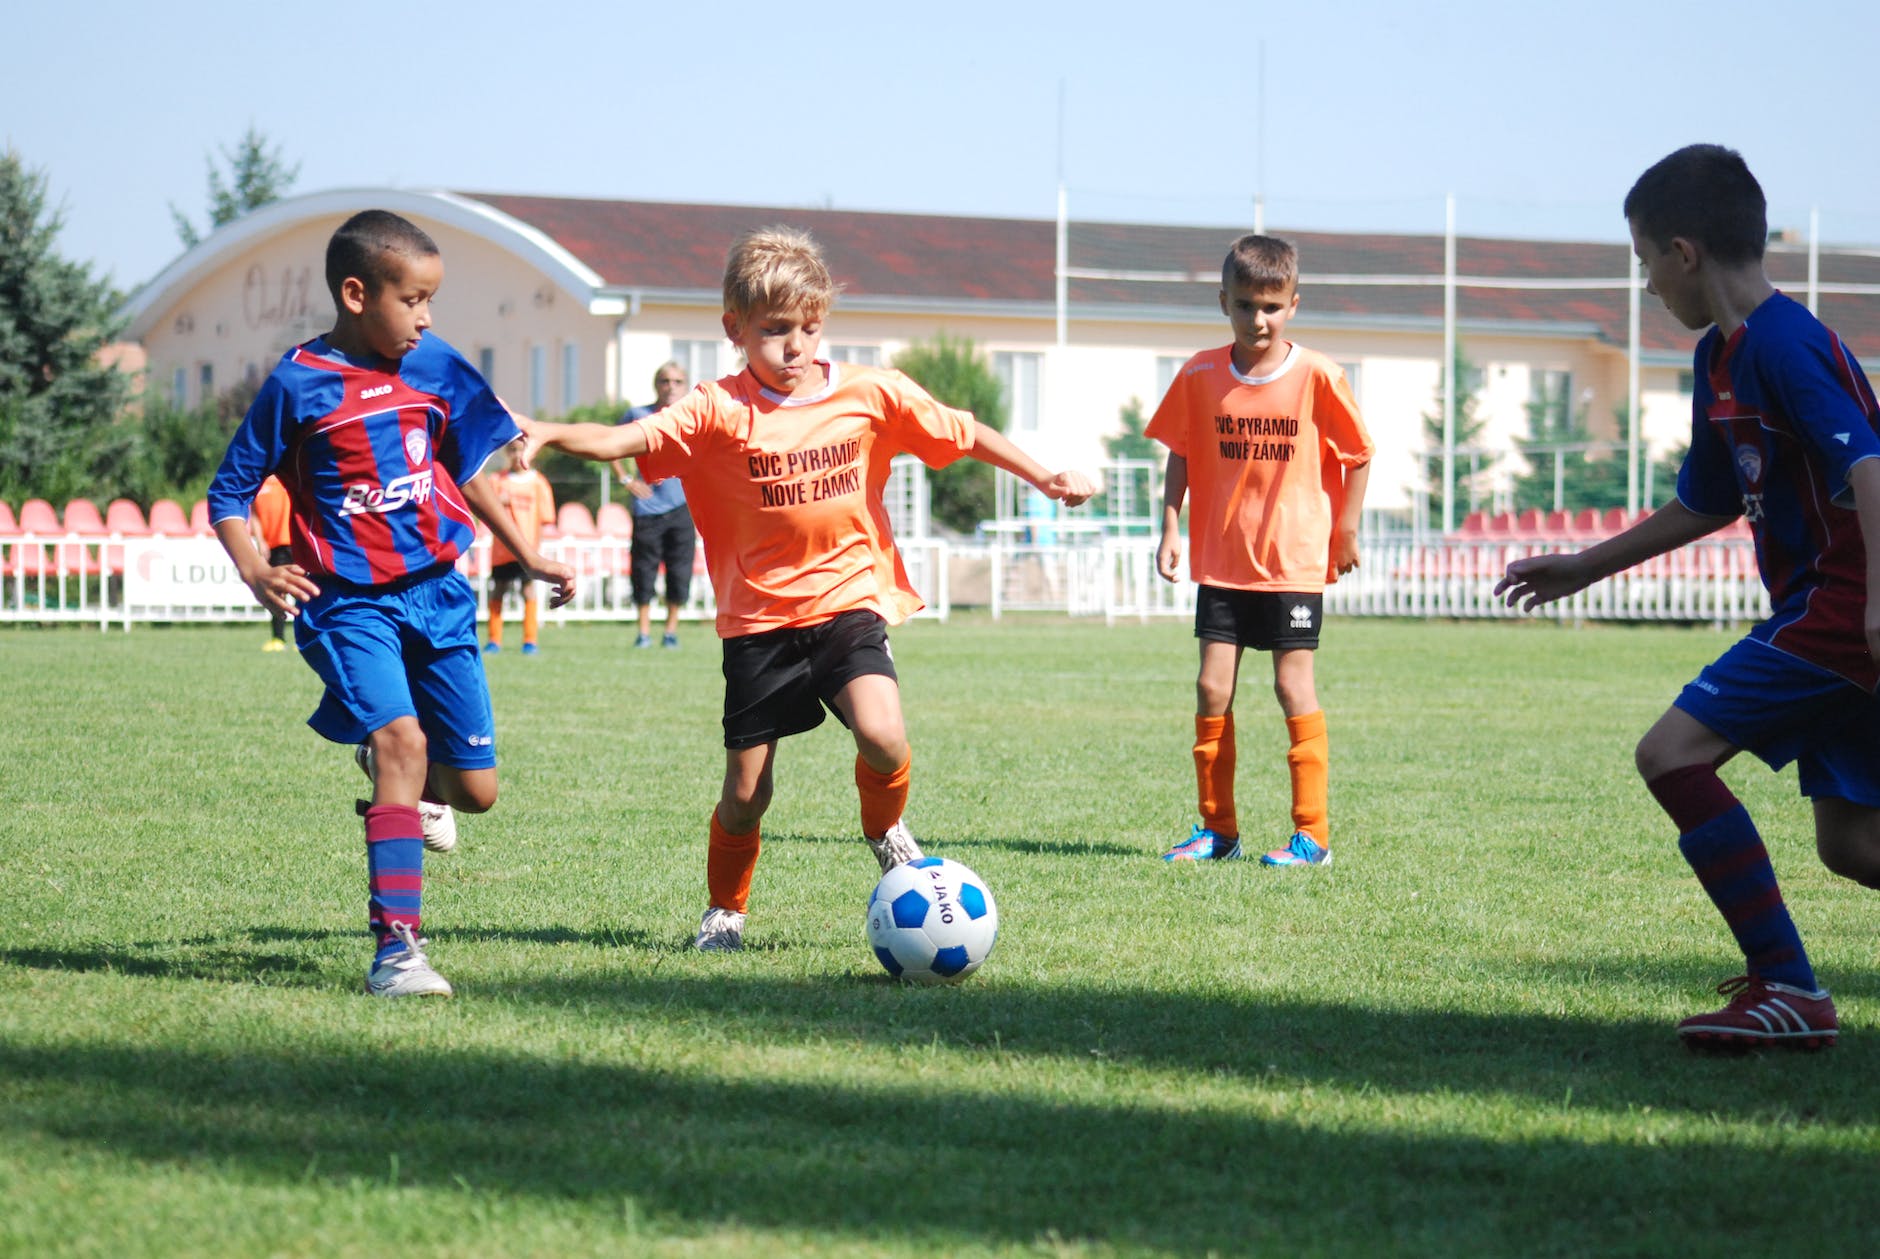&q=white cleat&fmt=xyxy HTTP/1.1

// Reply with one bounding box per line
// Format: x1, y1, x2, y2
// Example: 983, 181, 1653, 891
356, 744, 457, 853
694, 906, 747, 952
364, 921, 453, 998
866, 819, 924, 872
